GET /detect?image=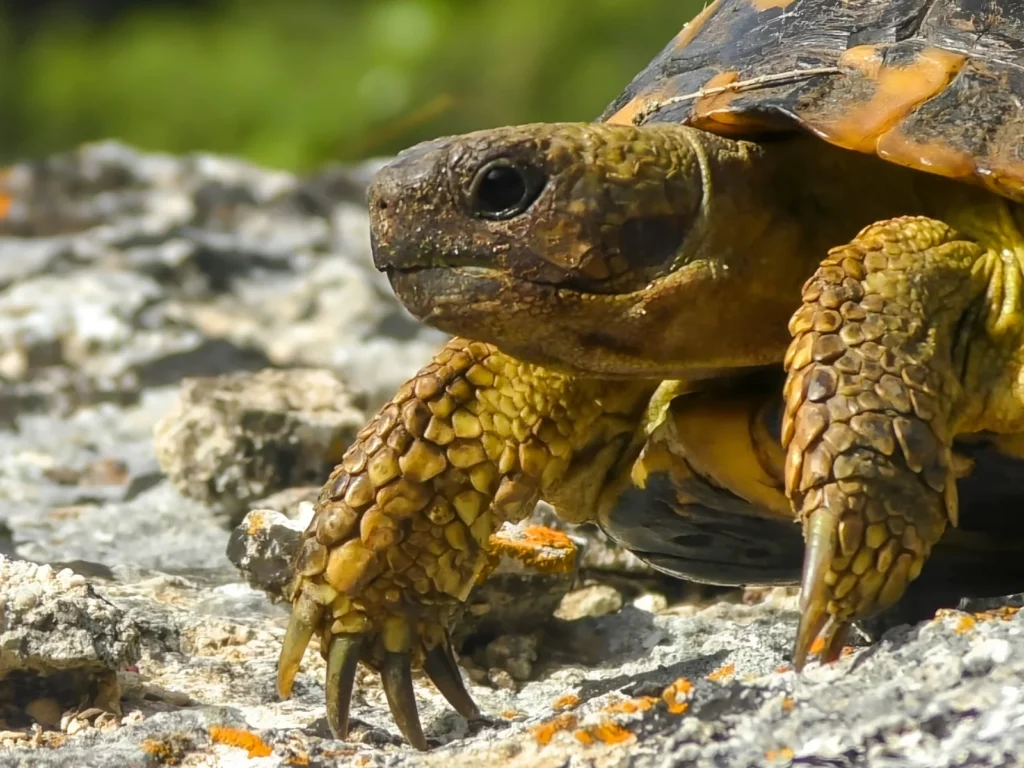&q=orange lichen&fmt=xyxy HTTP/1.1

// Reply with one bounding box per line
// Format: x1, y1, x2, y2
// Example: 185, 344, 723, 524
0, 169, 10, 220
955, 616, 977, 634
816, 46, 967, 155
553, 694, 582, 712
781, 697, 795, 713
840, 646, 856, 657
662, 677, 694, 714
490, 525, 577, 574
975, 606, 1021, 622
209, 726, 273, 759
707, 663, 735, 682
574, 722, 635, 746
766, 747, 796, 761
502, 709, 524, 720
603, 696, 657, 715
776, 664, 791, 673
531, 714, 579, 746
